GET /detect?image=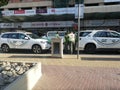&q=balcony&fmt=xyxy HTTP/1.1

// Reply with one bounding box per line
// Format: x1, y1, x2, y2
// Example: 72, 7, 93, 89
0, 0, 52, 9
85, 4, 120, 13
